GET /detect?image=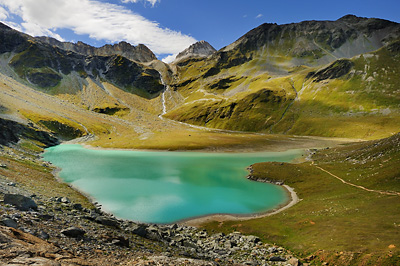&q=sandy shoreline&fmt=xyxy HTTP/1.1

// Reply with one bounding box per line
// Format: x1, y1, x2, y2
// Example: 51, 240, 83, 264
179, 184, 300, 227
